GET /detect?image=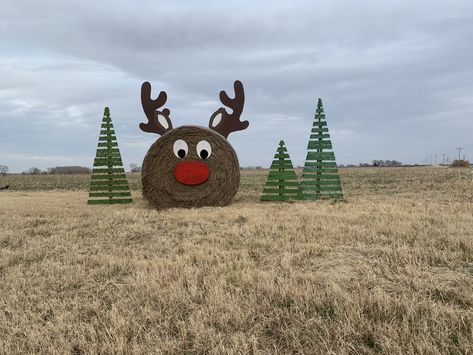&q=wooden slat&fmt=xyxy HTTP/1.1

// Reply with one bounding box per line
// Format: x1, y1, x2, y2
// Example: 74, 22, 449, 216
88, 199, 111, 205
264, 181, 300, 187
311, 128, 329, 133
270, 160, 294, 166
307, 141, 333, 150
89, 185, 131, 191
301, 186, 342, 192
90, 180, 129, 186
96, 148, 120, 153
92, 168, 125, 173
273, 153, 290, 159
98, 136, 117, 142
267, 171, 299, 180
108, 198, 133, 204
310, 133, 330, 139
262, 188, 301, 194
303, 194, 343, 200
302, 168, 338, 173
95, 151, 121, 158
305, 152, 336, 161
93, 158, 123, 166
97, 142, 118, 147
300, 179, 341, 186
304, 161, 337, 168
301, 173, 340, 180
89, 192, 132, 197
270, 161, 294, 169
91, 173, 127, 180
261, 195, 303, 201
95, 153, 121, 159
